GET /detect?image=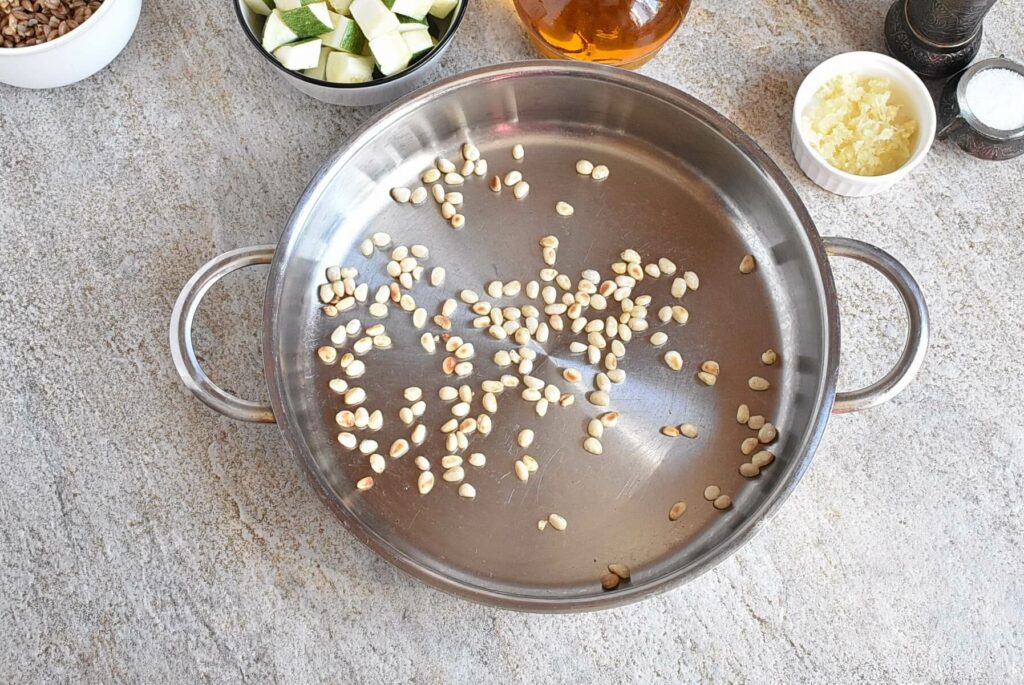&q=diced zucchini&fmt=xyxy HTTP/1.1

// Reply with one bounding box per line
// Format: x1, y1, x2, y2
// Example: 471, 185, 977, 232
427, 0, 458, 20
401, 28, 432, 57
274, 0, 316, 10
304, 46, 332, 79
349, 0, 400, 40
396, 14, 427, 31
280, 2, 334, 38
369, 30, 412, 76
325, 52, 375, 83
274, 38, 323, 70
384, 0, 431, 20
243, 0, 274, 17
327, 0, 353, 13
321, 12, 366, 53
262, 10, 299, 52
